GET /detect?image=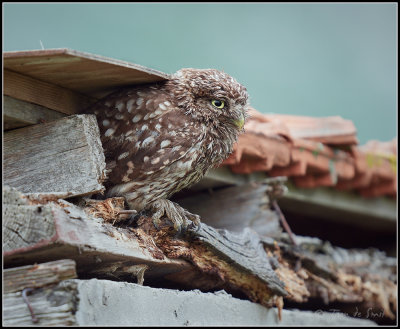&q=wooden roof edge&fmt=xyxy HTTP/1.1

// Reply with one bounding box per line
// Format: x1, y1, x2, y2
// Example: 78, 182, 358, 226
3, 48, 172, 80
